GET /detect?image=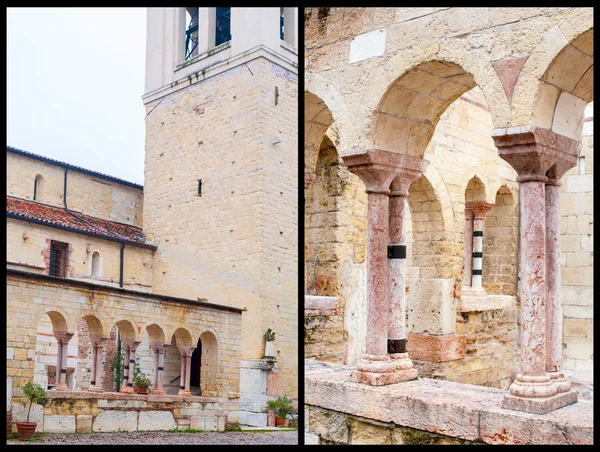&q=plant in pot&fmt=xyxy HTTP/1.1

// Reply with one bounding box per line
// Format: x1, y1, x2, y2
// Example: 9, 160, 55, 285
263, 328, 276, 359
133, 374, 152, 395
15, 382, 46, 441
267, 395, 293, 427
